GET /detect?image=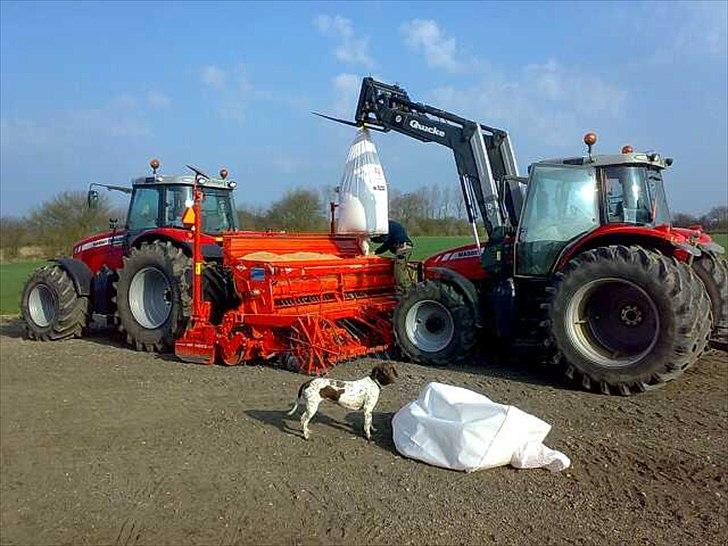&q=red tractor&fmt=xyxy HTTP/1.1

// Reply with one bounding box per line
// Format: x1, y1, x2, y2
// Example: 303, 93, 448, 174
331, 78, 727, 395
20, 161, 397, 375
21, 161, 241, 351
